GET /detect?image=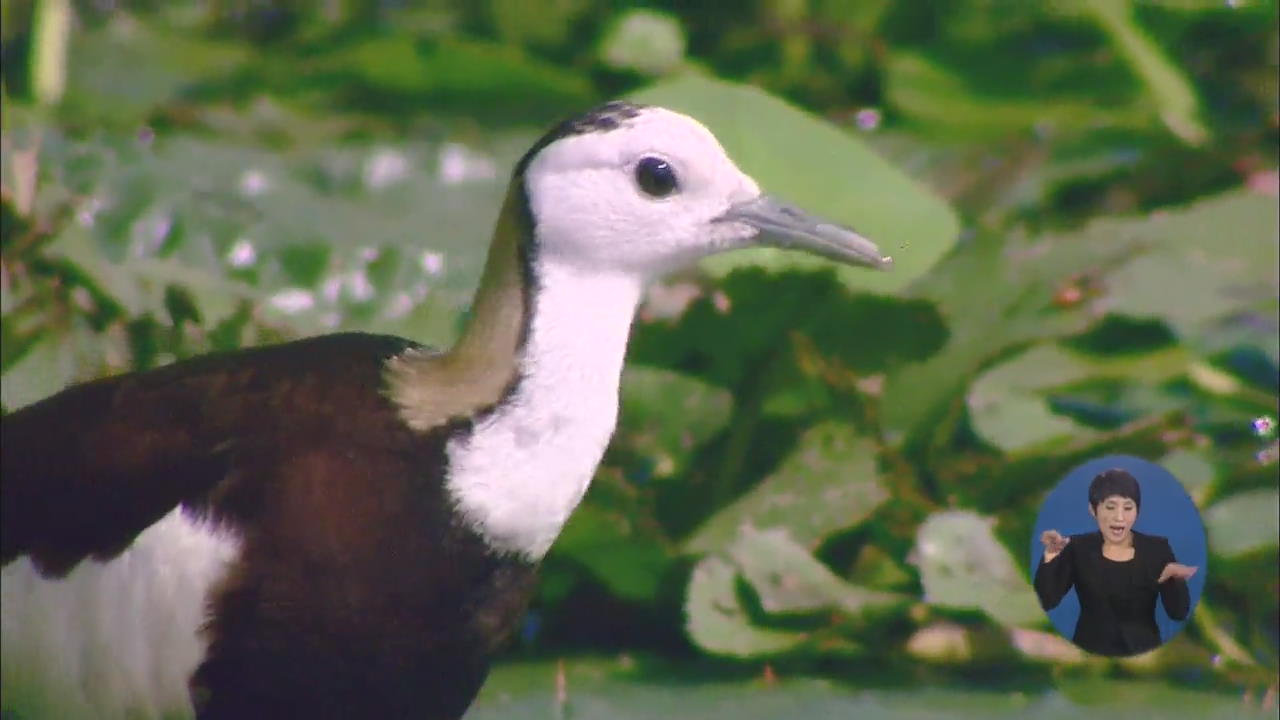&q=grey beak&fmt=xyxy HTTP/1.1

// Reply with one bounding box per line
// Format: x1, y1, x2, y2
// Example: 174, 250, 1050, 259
717, 195, 893, 270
